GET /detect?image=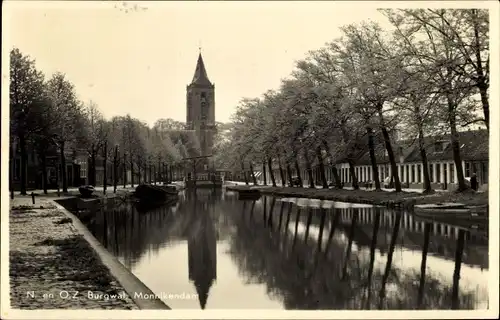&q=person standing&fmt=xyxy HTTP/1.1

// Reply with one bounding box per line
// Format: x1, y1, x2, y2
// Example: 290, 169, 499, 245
470, 173, 478, 191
